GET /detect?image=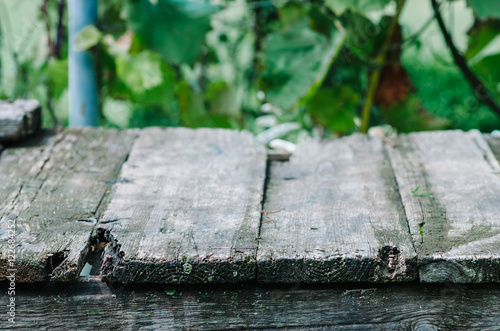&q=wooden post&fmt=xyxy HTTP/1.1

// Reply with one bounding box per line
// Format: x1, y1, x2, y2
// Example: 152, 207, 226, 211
68, 0, 98, 127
